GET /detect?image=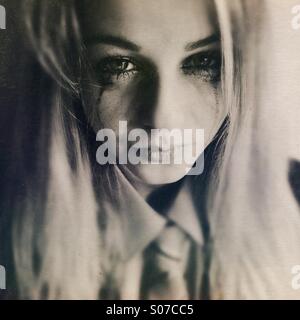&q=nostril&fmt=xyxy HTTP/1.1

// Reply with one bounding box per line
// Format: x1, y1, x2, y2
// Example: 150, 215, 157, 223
129, 123, 154, 133
141, 124, 155, 132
